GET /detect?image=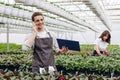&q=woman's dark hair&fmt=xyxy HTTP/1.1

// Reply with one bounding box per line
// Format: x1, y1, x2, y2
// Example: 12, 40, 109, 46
99, 30, 111, 44
31, 12, 44, 21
